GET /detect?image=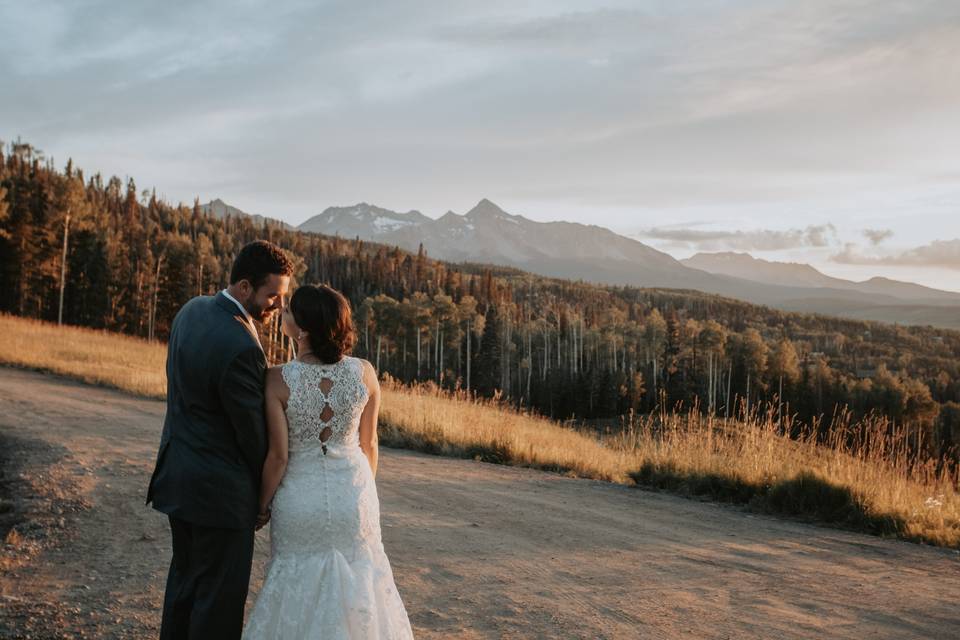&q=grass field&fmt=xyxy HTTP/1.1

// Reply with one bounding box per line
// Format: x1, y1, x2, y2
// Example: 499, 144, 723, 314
3, 313, 958, 547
